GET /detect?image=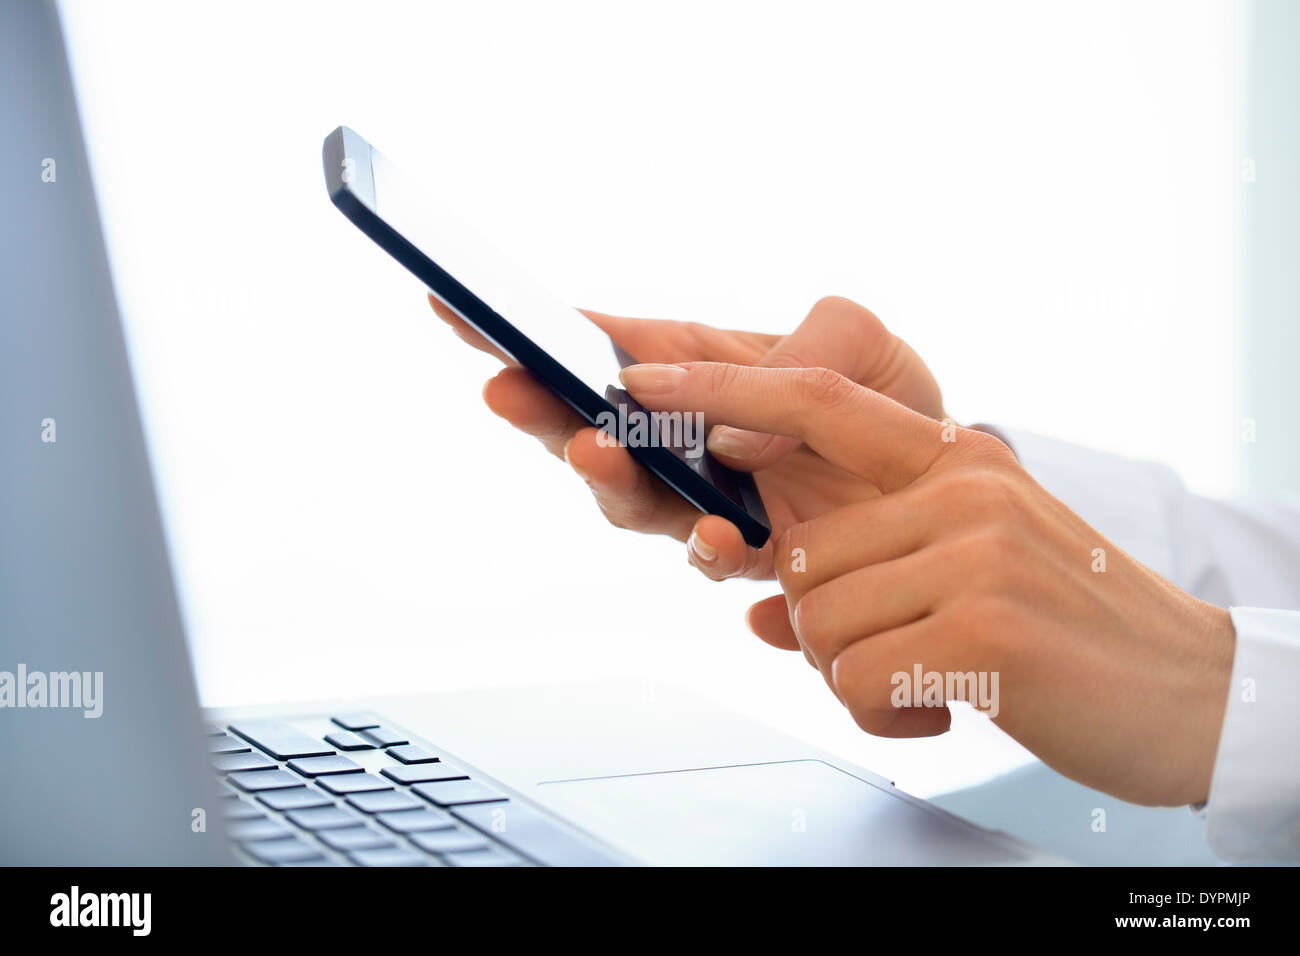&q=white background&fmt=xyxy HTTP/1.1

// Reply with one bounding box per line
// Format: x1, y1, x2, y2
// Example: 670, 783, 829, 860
61, 0, 1245, 797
